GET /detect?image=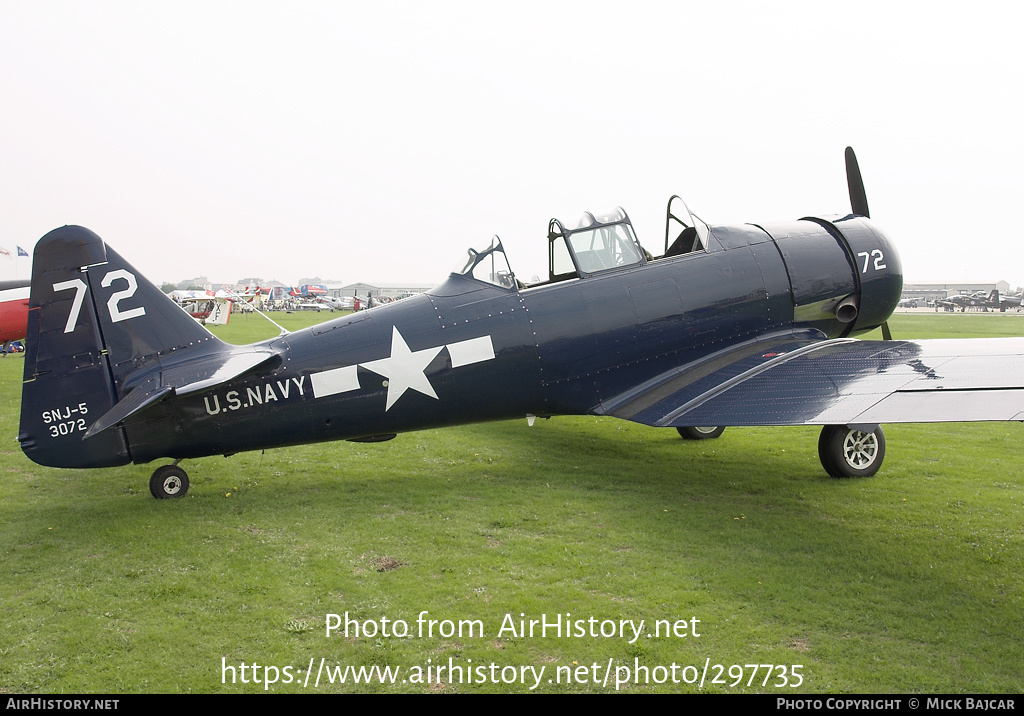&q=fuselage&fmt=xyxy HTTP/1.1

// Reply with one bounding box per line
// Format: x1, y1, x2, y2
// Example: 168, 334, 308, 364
121, 214, 901, 464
